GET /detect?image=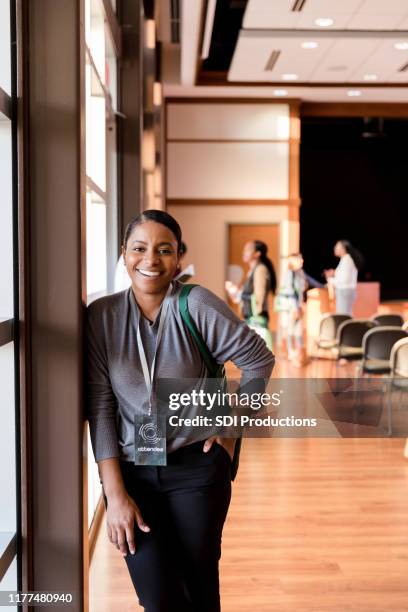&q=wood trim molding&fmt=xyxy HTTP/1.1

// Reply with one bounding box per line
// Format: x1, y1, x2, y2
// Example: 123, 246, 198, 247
289, 104, 300, 201
0, 86, 12, 119
89, 495, 105, 563
301, 102, 408, 118
166, 96, 301, 105
167, 198, 301, 207
288, 206, 300, 222
167, 138, 300, 144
